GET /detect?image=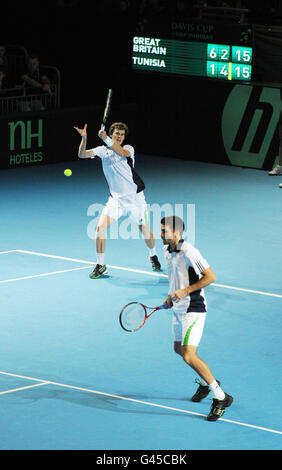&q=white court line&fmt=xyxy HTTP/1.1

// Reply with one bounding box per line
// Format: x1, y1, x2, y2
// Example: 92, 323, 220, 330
8, 249, 282, 299
16, 249, 167, 277
0, 265, 91, 284
0, 370, 281, 435
213, 283, 282, 299
0, 381, 49, 395
0, 250, 18, 255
